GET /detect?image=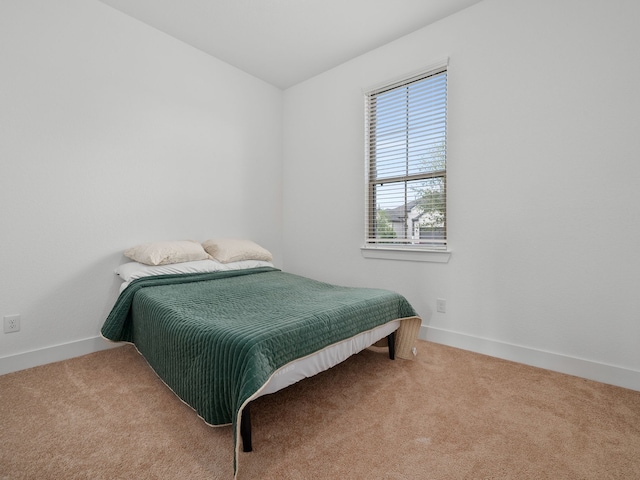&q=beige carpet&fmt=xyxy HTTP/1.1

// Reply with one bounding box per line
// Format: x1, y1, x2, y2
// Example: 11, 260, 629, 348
0, 341, 638, 479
